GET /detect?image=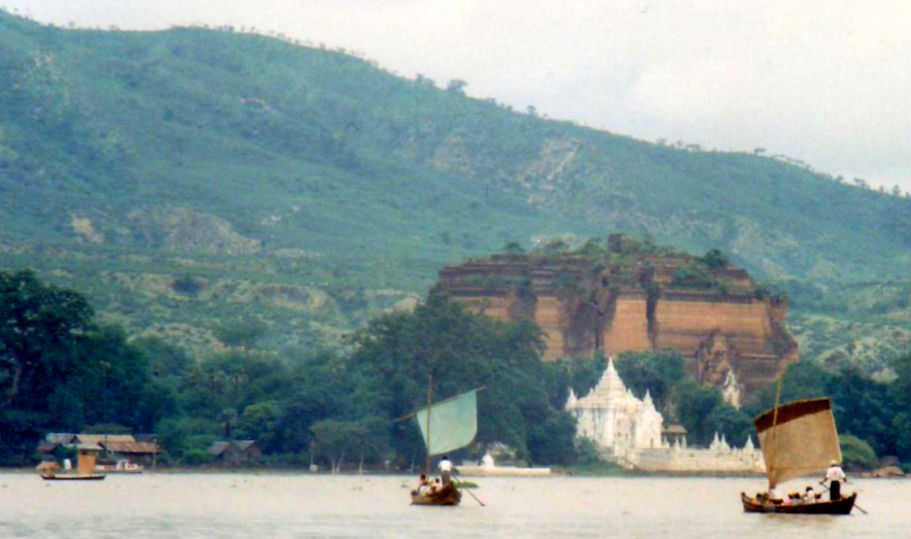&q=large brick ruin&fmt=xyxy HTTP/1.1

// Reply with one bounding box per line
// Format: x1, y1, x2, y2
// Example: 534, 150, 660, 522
432, 236, 797, 400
